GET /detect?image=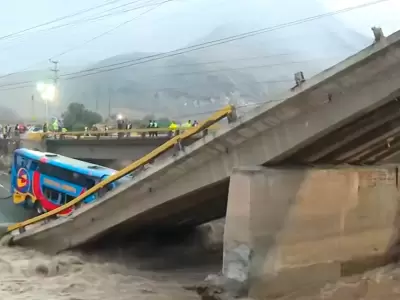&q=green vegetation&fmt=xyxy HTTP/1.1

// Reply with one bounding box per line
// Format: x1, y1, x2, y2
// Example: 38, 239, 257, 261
62, 102, 103, 131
